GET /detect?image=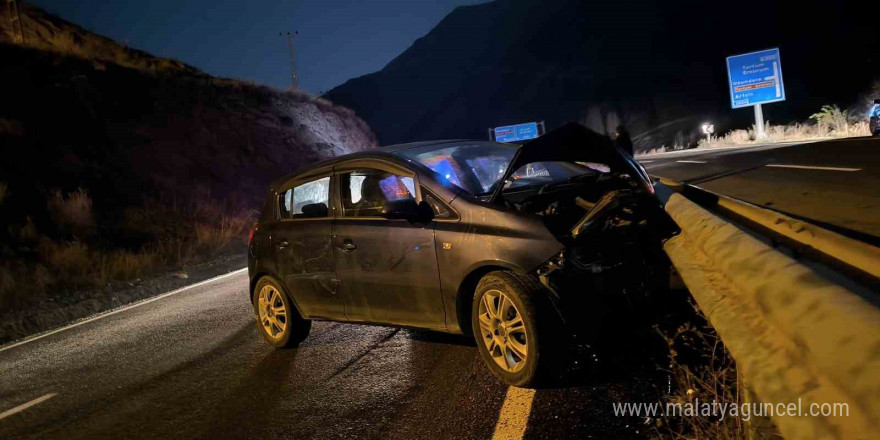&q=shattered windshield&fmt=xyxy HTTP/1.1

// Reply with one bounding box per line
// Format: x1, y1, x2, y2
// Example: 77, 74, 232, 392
397, 142, 594, 196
